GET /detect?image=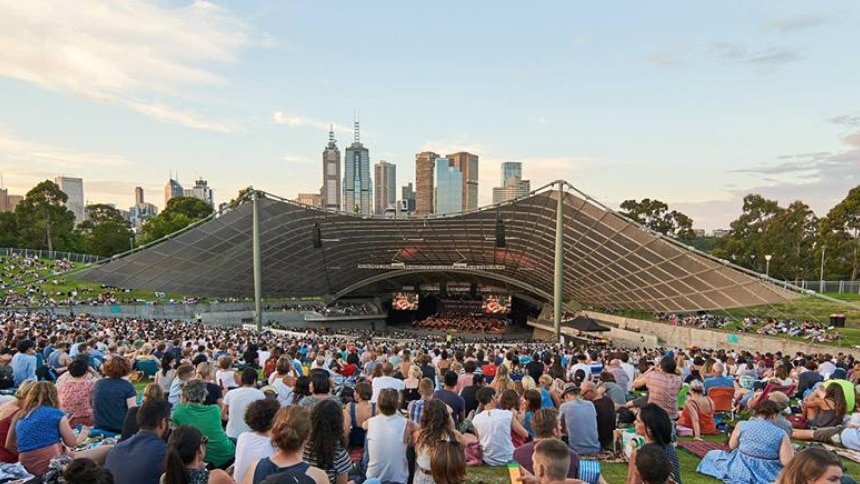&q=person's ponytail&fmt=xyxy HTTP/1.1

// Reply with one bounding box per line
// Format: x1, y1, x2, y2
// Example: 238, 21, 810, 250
163, 446, 189, 484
